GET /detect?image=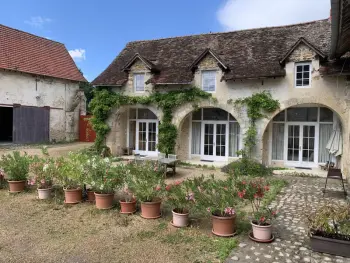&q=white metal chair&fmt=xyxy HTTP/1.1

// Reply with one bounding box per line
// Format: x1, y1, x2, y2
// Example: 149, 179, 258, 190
167, 154, 177, 175
158, 153, 166, 160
